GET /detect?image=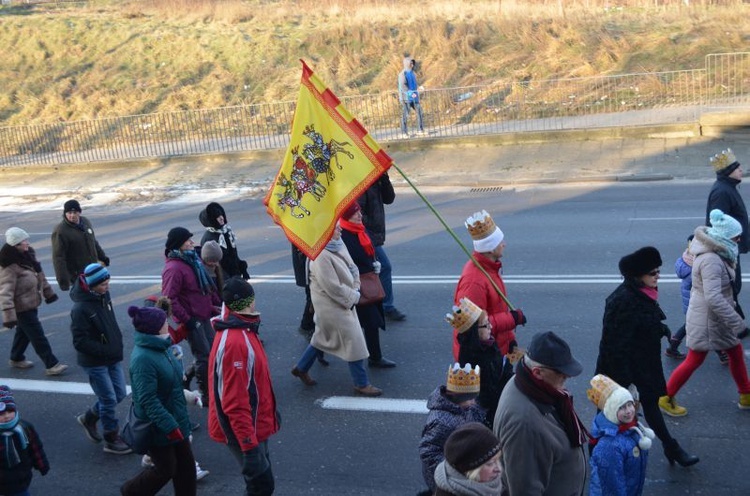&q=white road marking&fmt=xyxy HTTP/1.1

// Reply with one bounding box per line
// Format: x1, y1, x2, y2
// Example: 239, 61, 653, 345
0, 378, 131, 396
318, 396, 428, 414
628, 216, 704, 221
